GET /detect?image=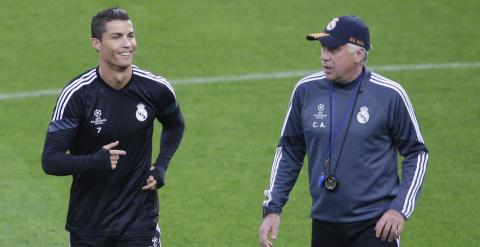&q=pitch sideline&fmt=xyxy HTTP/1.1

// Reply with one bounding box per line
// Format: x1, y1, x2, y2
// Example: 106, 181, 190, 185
1, 61, 479, 101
